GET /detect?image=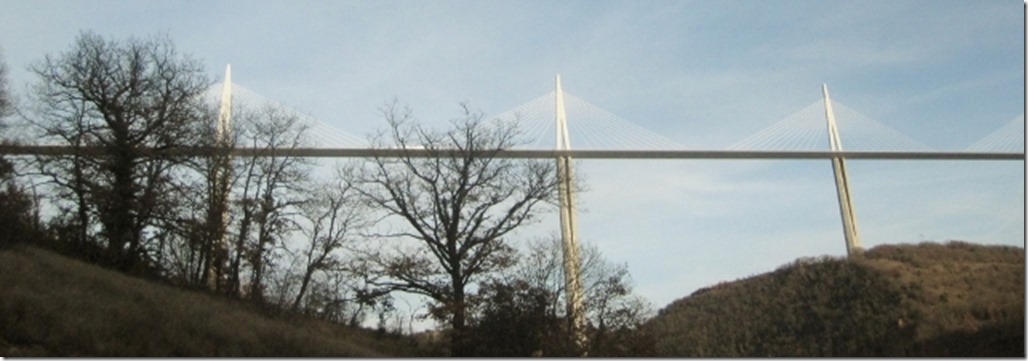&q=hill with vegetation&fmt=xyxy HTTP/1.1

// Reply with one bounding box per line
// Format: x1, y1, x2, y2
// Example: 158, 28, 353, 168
643, 241, 1025, 357
2, 240, 1023, 357
0, 245, 423, 357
